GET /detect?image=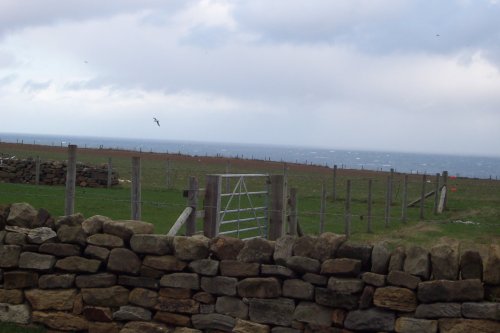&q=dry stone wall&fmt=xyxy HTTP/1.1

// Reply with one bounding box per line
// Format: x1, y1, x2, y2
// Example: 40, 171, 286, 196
0, 202, 499, 333
0, 158, 119, 187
